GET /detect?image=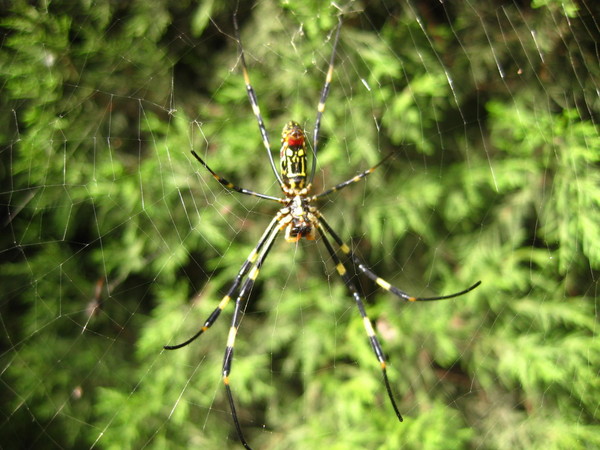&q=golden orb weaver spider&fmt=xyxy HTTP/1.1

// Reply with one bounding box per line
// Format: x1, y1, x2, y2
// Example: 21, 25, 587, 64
165, 13, 481, 449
